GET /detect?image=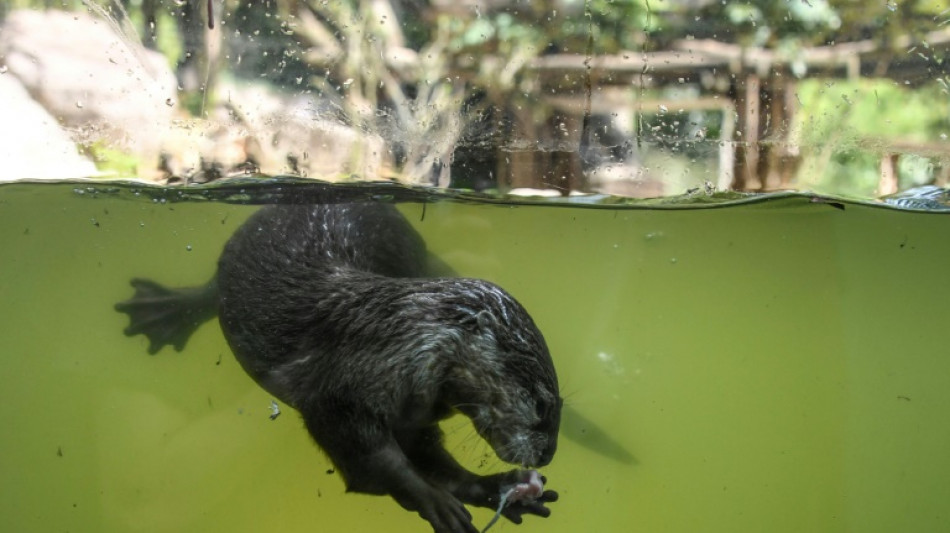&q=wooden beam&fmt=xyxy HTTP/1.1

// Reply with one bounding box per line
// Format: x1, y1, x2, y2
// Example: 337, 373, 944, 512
524, 27, 950, 82
544, 93, 732, 114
